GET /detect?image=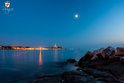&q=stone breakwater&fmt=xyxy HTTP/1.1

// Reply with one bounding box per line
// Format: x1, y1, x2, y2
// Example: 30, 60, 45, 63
29, 47, 124, 83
